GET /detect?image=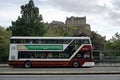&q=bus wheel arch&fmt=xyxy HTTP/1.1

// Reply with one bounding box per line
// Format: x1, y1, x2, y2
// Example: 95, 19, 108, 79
72, 61, 80, 68
24, 61, 31, 68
